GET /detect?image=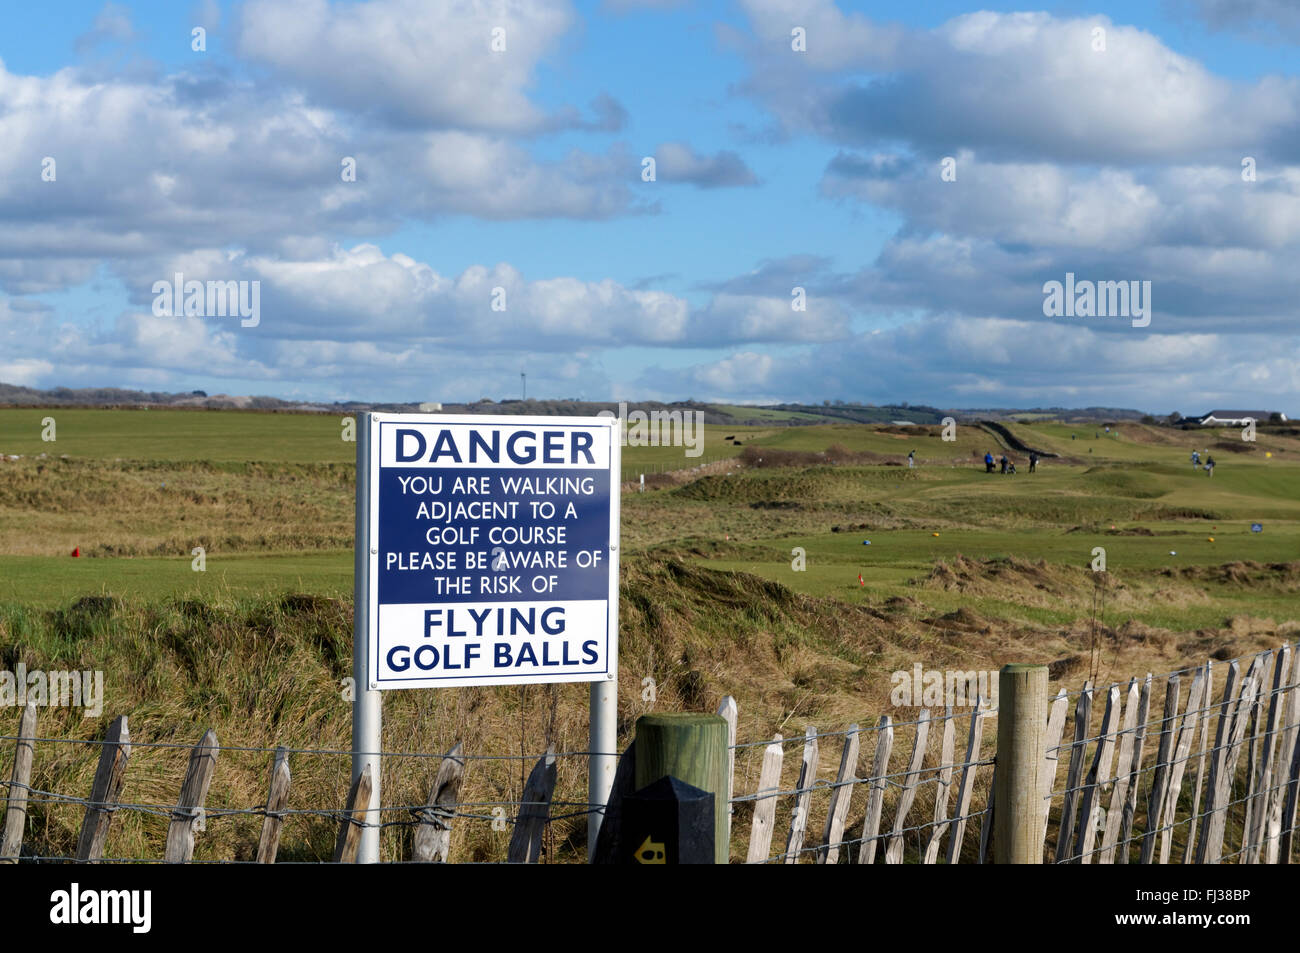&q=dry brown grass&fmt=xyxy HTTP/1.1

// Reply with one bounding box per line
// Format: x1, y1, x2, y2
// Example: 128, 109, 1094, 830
0, 555, 1290, 863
